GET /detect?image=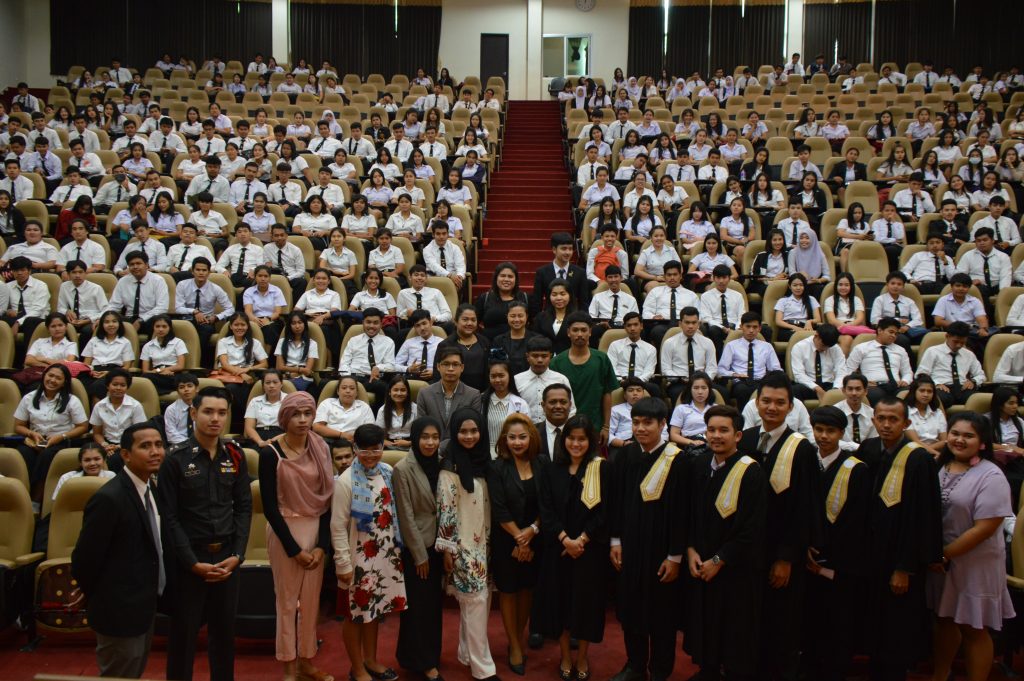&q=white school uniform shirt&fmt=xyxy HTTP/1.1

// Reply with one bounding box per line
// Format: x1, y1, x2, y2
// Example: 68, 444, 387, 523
367, 246, 405, 272
275, 337, 321, 367
214, 242, 266, 274
321, 247, 358, 275
292, 213, 337, 236
606, 120, 636, 141
245, 395, 284, 429
1016, 262, 1024, 288
227, 135, 257, 156
622, 187, 657, 213
190, 210, 230, 237
305, 182, 346, 207
25, 151, 63, 181
57, 280, 107, 320
588, 289, 638, 325
870, 293, 923, 327
697, 165, 728, 182
90, 395, 147, 444
788, 159, 823, 181
195, 136, 226, 155
870, 218, 905, 244
4, 277, 49, 323
437, 186, 471, 206
642, 285, 698, 319
48, 183, 93, 205
397, 286, 452, 322
892, 189, 935, 219
185, 173, 231, 203
834, 400, 876, 451
908, 406, 946, 444
106, 272, 169, 321
111, 134, 150, 154
215, 335, 268, 367
83, 335, 135, 365
513, 368, 577, 423
26, 336, 78, 361
218, 155, 245, 179
2, 240, 58, 266
993, 343, 1024, 384
917, 343, 984, 386
140, 336, 188, 368
690, 252, 735, 275
791, 336, 848, 390
342, 137, 377, 162
687, 143, 712, 163
423, 241, 466, 277
845, 340, 912, 384
606, 337, 657, 381
295, 288, 341, 315
385, 212, 424, 240
383, 139, 413, 163
329, 162, 357, 181
243, 285, 287, 318
242, 211, 275, 236
57, 239, 106, 269
68, 129, 100, 153
350, 290, 396, 312
0, 175, 37, 200
263, 242, 307, 280
902, 251, 955, 283
932, 294, 986, 324
635, 245, 679, 278
176, 158, 206, 178
339, 332, 395, 373
93, 180, 138, 206
166, 242, 214, 272
741, 398, 814, 442
956, 248, 1012, 289
775, 295, 819, 324
315, 398, 374, 434
971, 216, 1022, 246
659, 331, 719, 380
174, 278, 234, 319
14, 392, 87, 438
699, 287, 747, 329
718, 143, 747, 164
